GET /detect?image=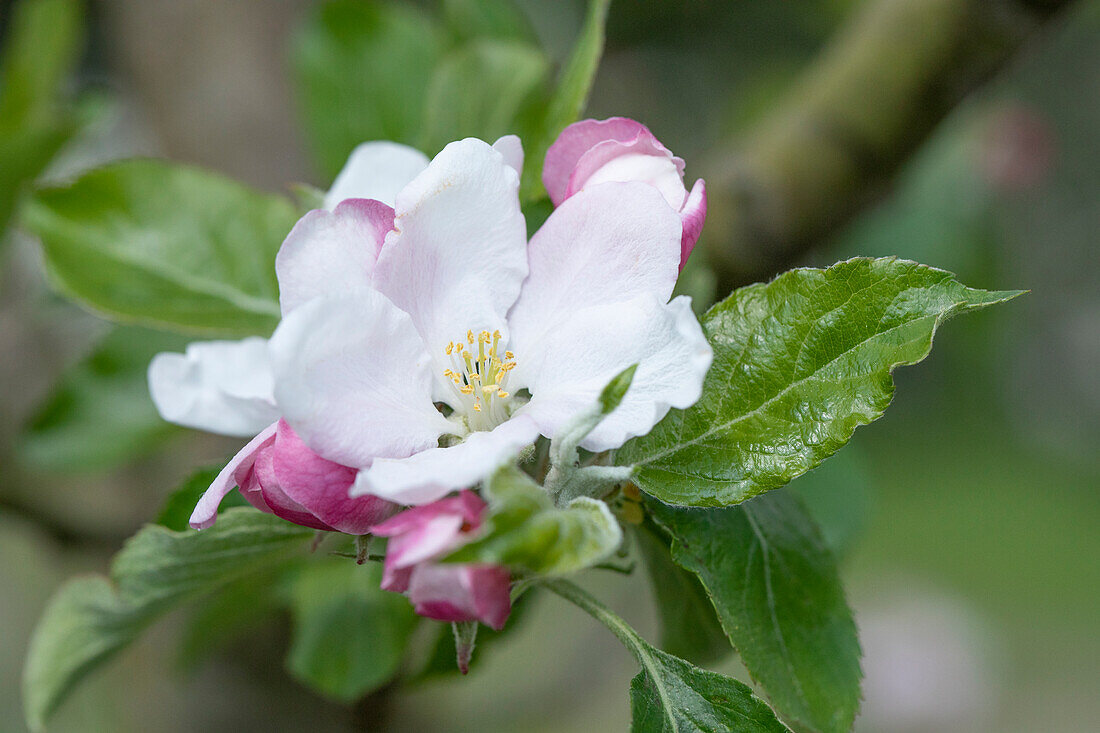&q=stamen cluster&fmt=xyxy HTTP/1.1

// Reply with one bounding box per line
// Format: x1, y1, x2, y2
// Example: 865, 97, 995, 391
443, 330, 516, 431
